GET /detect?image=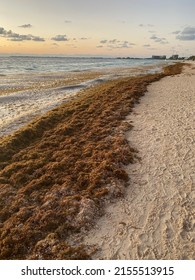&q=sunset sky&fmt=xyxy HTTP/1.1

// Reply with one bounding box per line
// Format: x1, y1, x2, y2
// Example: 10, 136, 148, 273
0, 0, 195, 57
